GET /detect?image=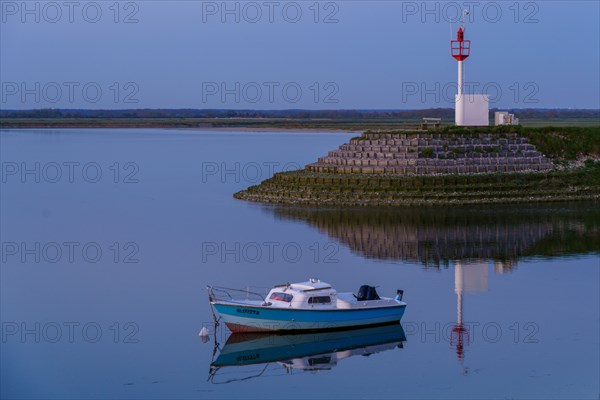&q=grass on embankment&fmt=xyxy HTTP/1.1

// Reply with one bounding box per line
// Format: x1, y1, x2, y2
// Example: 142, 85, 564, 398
235, 161, 600, 206
425, 125, 600, 161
